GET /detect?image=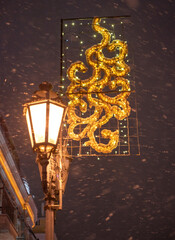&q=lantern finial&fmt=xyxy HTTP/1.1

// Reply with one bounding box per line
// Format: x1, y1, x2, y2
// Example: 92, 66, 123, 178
39, 82, 52, 91
34, 82, 58, 100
